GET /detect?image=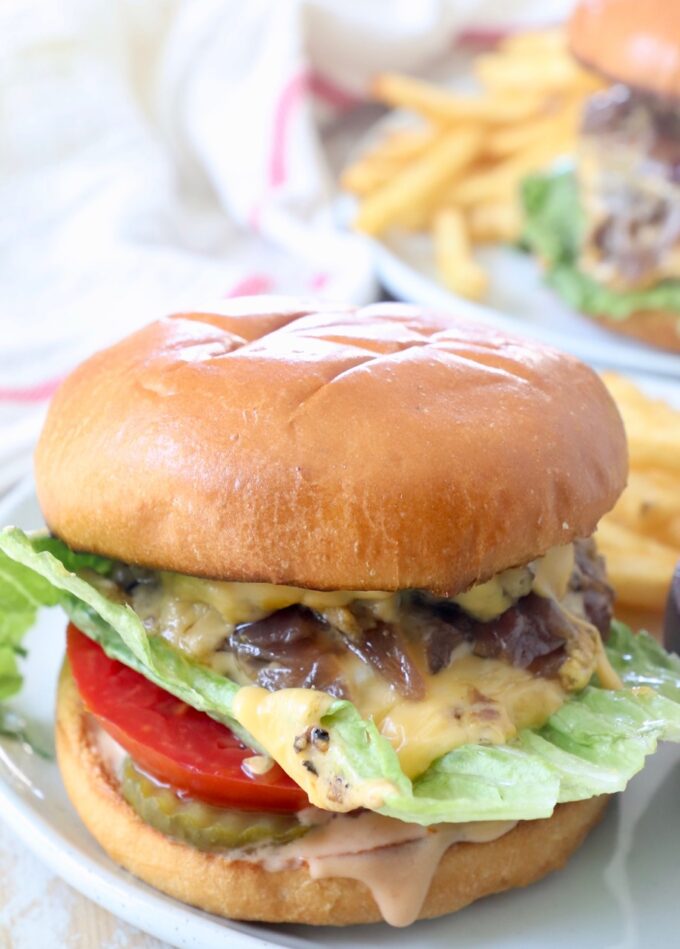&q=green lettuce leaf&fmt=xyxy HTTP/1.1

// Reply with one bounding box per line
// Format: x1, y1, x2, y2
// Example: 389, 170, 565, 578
607, 620, 680, 700
520, 168, 680, 319
0, 532, 62, 700
1, 527, 679, 825
521, 167, 583, 267
0, 528, 253, 742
